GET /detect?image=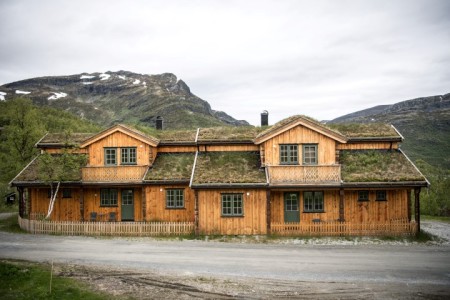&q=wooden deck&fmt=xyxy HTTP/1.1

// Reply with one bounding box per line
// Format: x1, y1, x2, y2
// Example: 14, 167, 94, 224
267, 165, 341, 184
